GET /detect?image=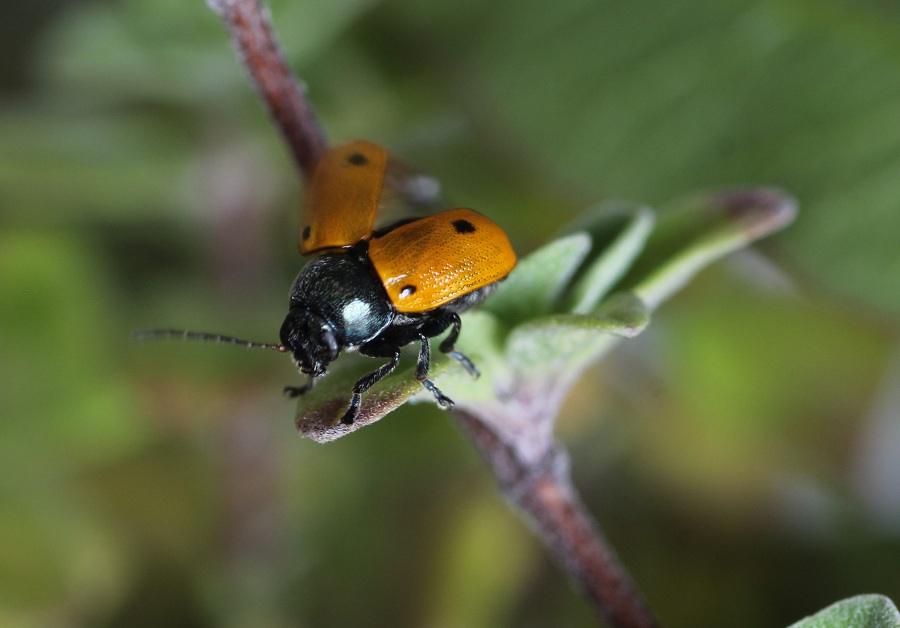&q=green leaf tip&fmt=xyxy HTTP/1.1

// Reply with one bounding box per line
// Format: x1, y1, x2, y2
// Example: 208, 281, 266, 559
630, 187, 797, 310
788, 594, 900, 628
593, 292, 650, 339
709, 187, 798, 243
